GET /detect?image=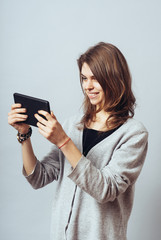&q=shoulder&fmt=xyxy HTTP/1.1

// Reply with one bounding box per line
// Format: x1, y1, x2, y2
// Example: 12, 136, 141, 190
116, 118, 149, 146
122, 118, 148, 134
